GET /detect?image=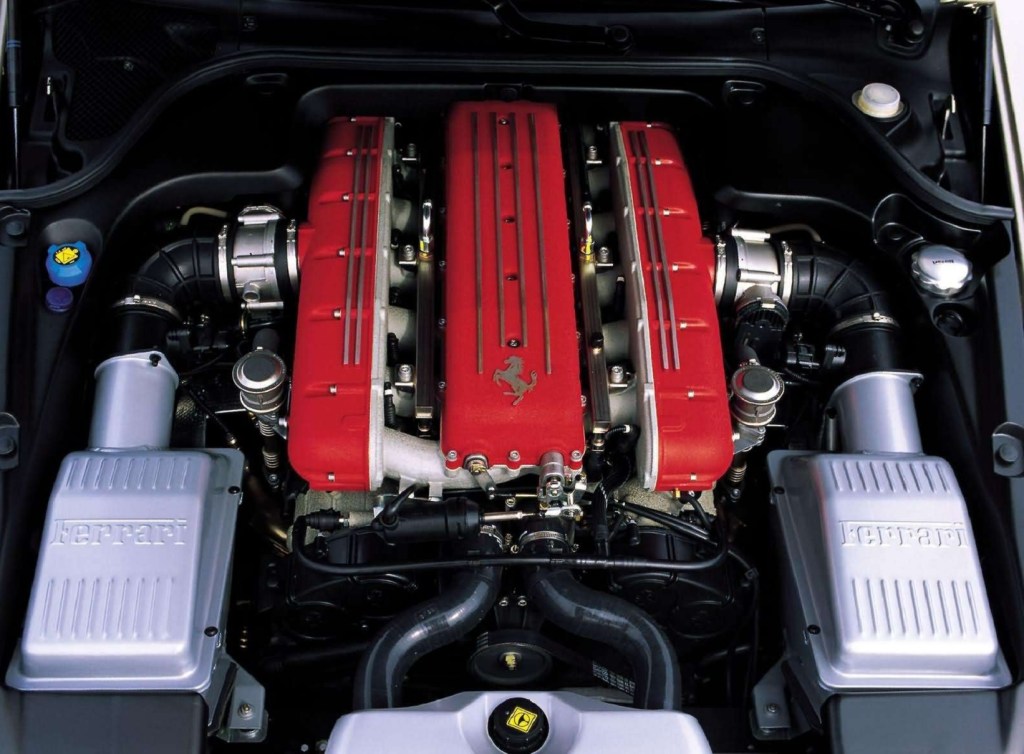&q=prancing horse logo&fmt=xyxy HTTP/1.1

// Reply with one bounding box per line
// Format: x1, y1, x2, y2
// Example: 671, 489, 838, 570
493, 356, 538, 406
